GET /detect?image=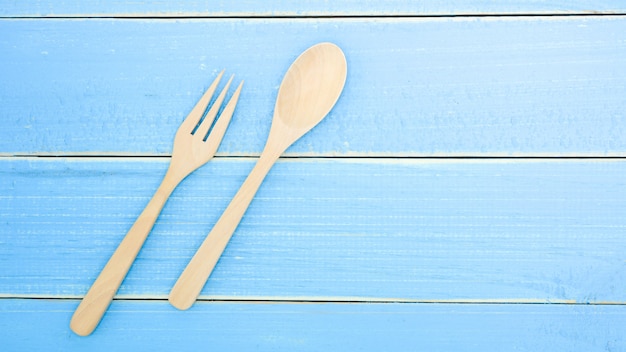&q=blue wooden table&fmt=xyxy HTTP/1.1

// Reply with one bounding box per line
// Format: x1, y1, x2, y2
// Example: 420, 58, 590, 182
1, 2, 626, 350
